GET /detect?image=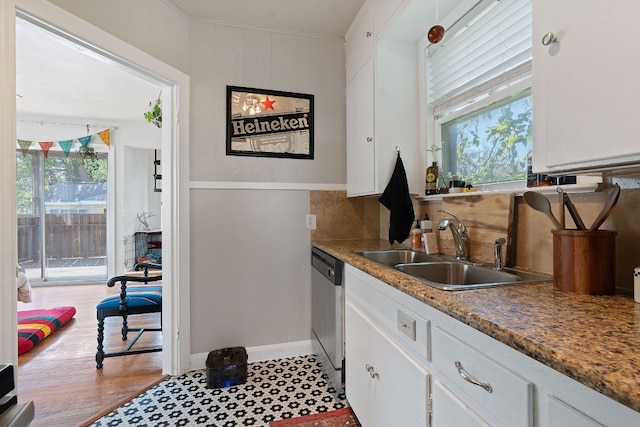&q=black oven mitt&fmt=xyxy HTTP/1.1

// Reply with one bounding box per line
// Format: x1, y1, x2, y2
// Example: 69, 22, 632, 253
379, 154, 415, 244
